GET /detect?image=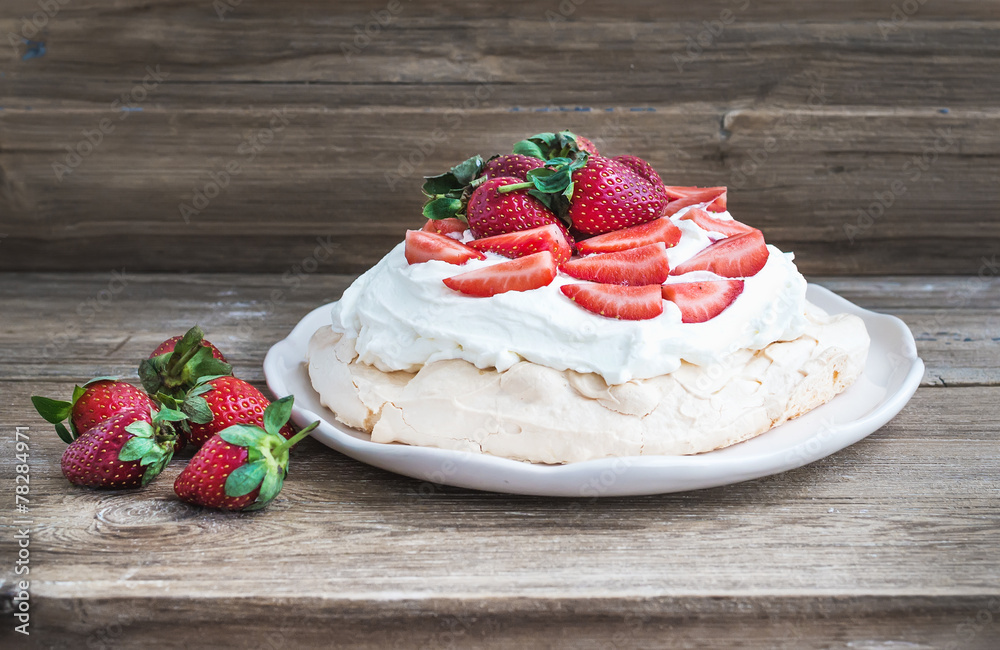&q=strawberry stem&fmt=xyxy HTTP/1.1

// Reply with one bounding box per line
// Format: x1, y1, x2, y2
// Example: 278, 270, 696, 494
497, 182, 534, 194
273, 421, 319, 455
